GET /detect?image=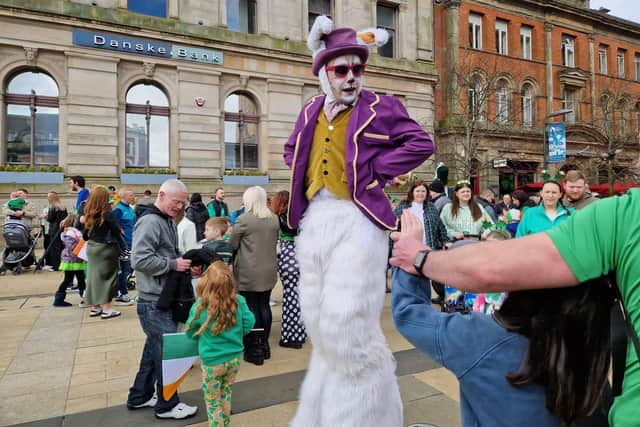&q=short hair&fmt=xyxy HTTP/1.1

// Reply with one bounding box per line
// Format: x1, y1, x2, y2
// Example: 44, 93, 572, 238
159, 179, 187, 194
118, 186, 133, 198
71, 176, 85, 187
565, 170, 587, 183
205, 217, 228, 236
481, 188, 496, 198
190, 192, 203, 203
143, 190, 152, 196
107, 185, 117, 192
17, 188, 29, 194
